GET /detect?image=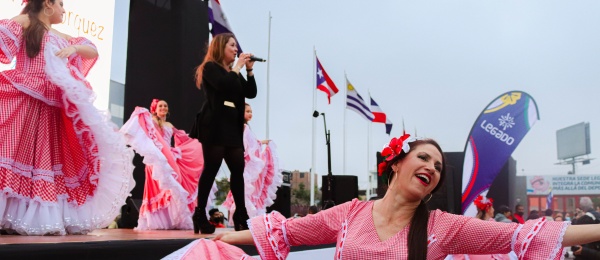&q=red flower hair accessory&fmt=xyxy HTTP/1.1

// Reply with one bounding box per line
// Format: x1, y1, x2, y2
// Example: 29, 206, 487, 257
150, 99, 160, 114
22, 0, 28, 5
377, 133, 416, 176
473, 195, 494, 211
